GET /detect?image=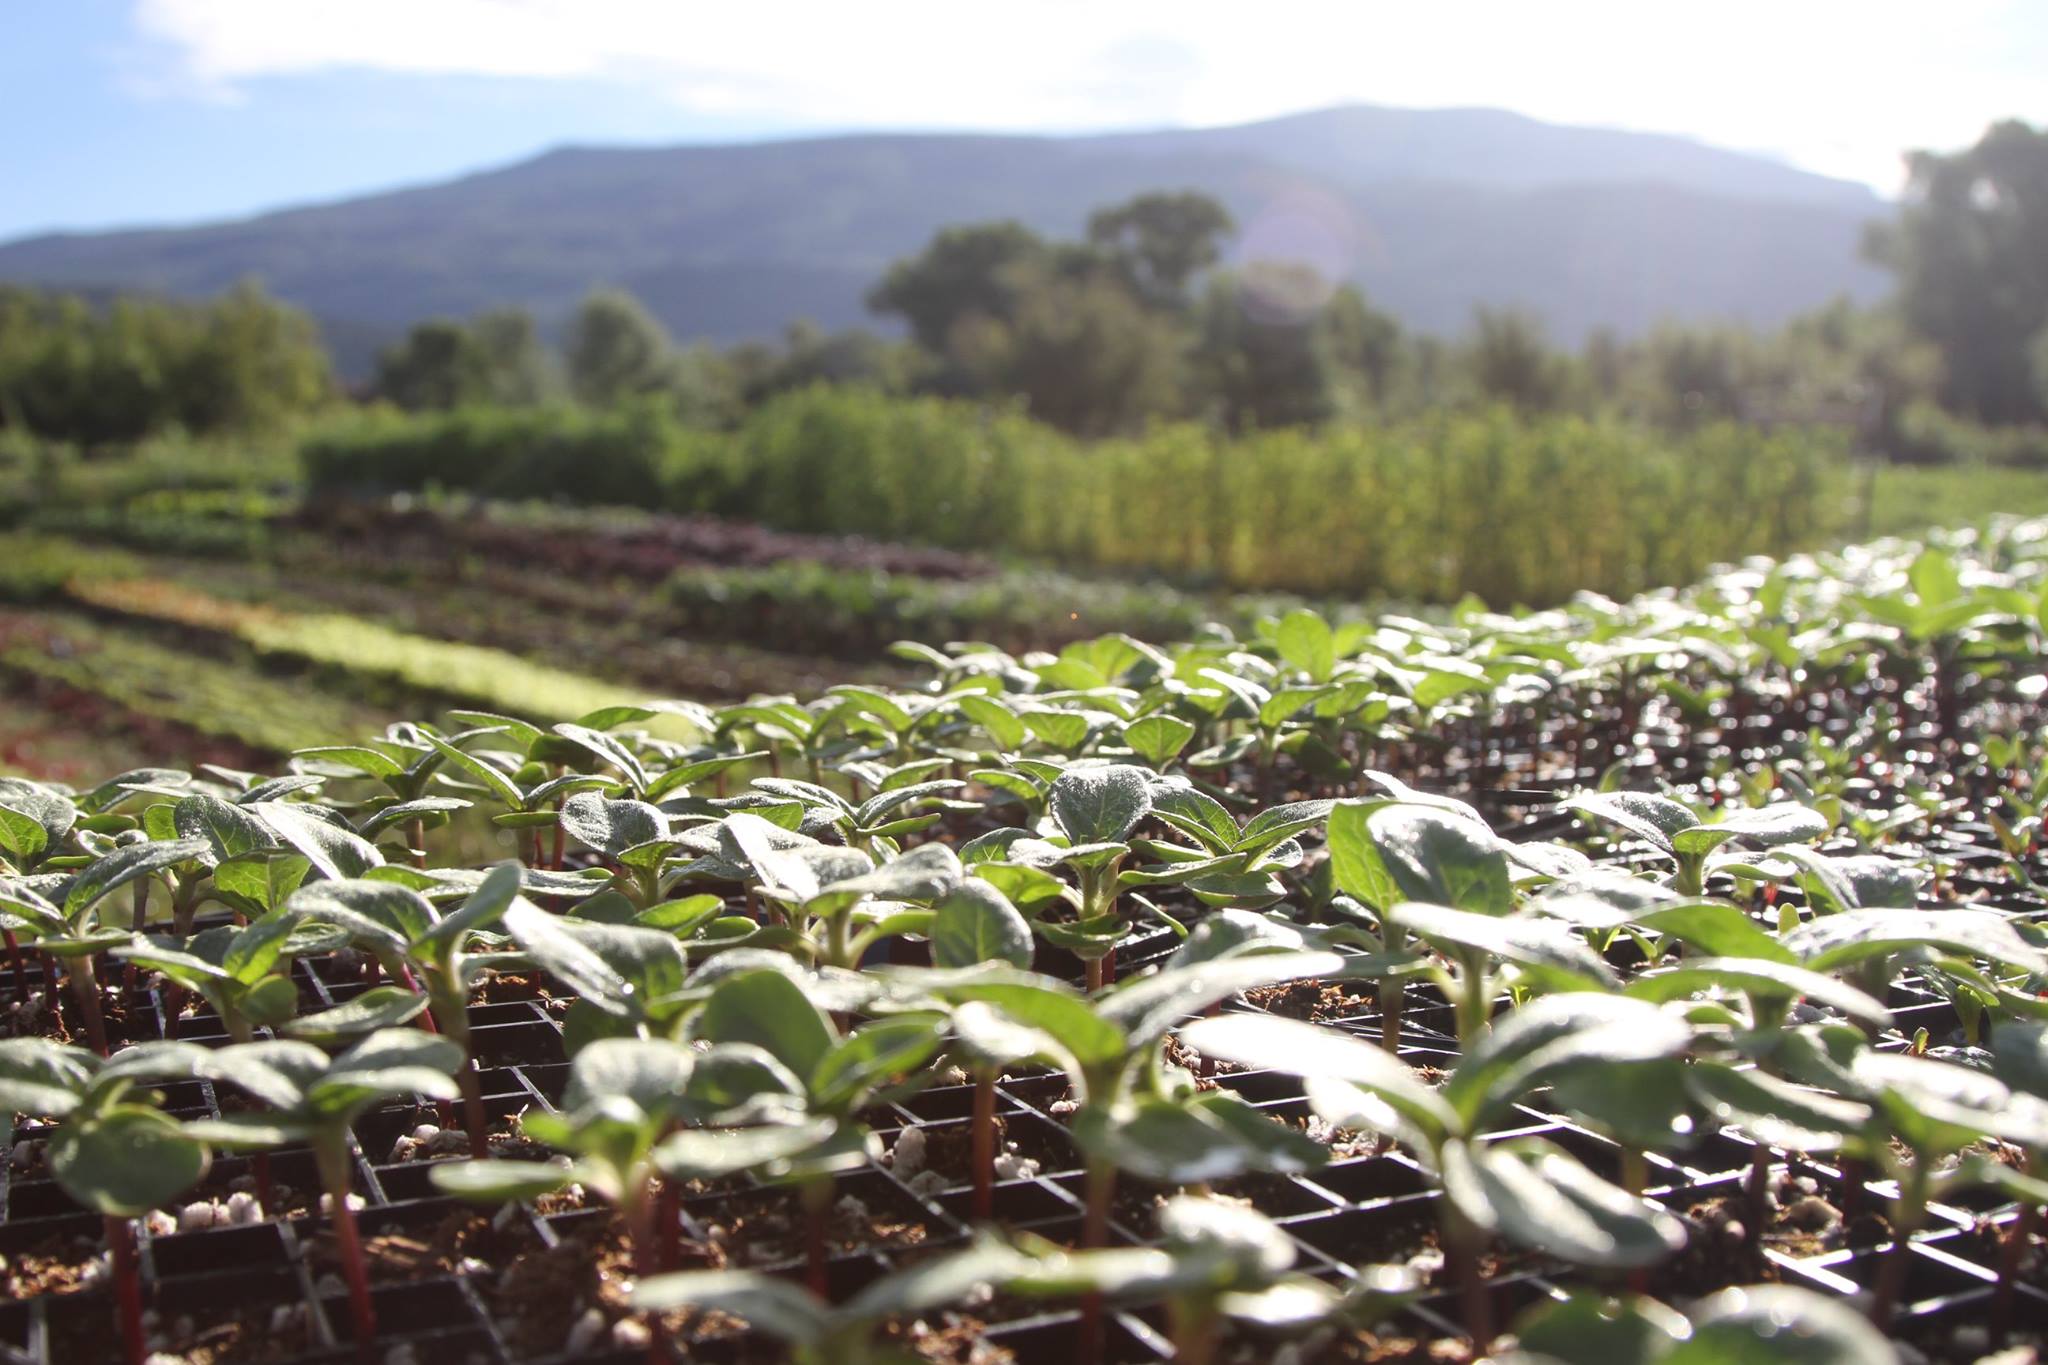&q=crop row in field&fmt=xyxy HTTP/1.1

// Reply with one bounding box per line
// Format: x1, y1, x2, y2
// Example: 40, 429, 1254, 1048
0, 609, 384, 760
63, 576, 684, 730
303, 391, 1850, 604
